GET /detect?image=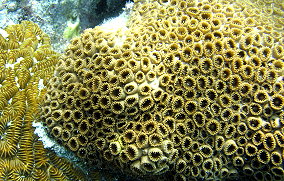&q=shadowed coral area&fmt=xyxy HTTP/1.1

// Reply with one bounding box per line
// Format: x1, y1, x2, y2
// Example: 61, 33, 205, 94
40, 0, 284, 180
0, 21, 86, 180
